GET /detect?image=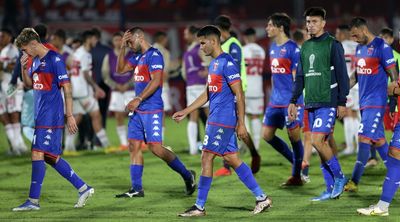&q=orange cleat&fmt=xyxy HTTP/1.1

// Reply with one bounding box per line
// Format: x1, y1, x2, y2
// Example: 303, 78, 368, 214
119, 145, 128, 151
214, 167, 232, 176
